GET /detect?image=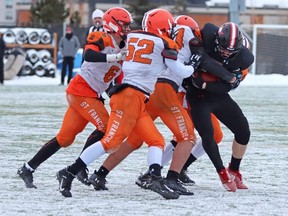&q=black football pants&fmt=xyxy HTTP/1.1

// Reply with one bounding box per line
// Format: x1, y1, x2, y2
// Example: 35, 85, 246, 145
186, 93, 250, 172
